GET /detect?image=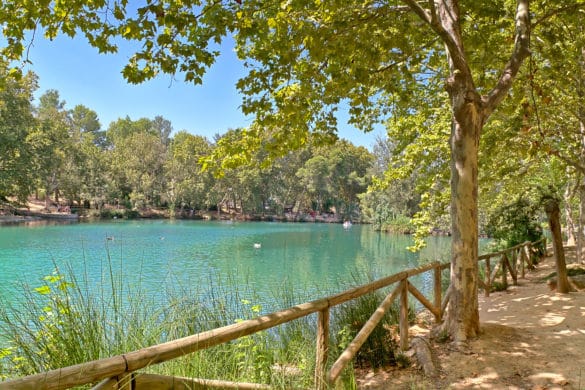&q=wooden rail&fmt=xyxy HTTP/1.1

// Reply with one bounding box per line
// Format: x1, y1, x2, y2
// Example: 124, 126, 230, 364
477, 238, 546, 297
0, 239, 545, 390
